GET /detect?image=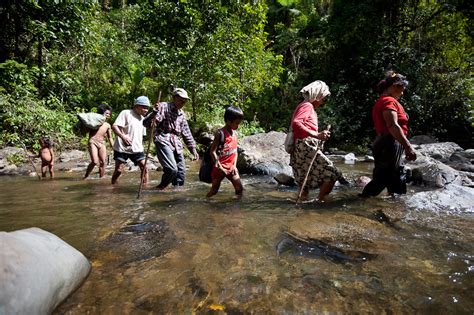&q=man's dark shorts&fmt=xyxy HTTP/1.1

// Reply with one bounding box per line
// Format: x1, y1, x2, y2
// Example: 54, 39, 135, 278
113, 151, 145, 165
